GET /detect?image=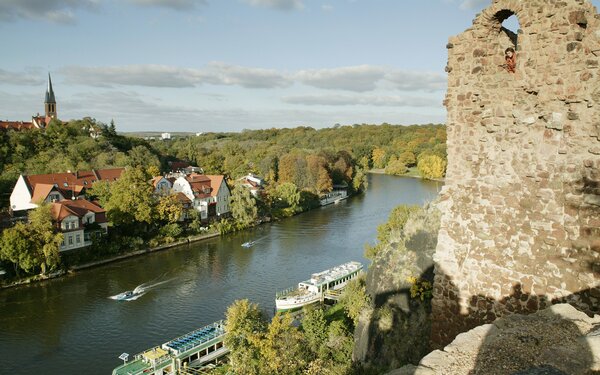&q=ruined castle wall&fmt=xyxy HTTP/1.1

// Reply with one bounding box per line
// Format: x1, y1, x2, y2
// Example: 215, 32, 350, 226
431, 0, 600, 347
